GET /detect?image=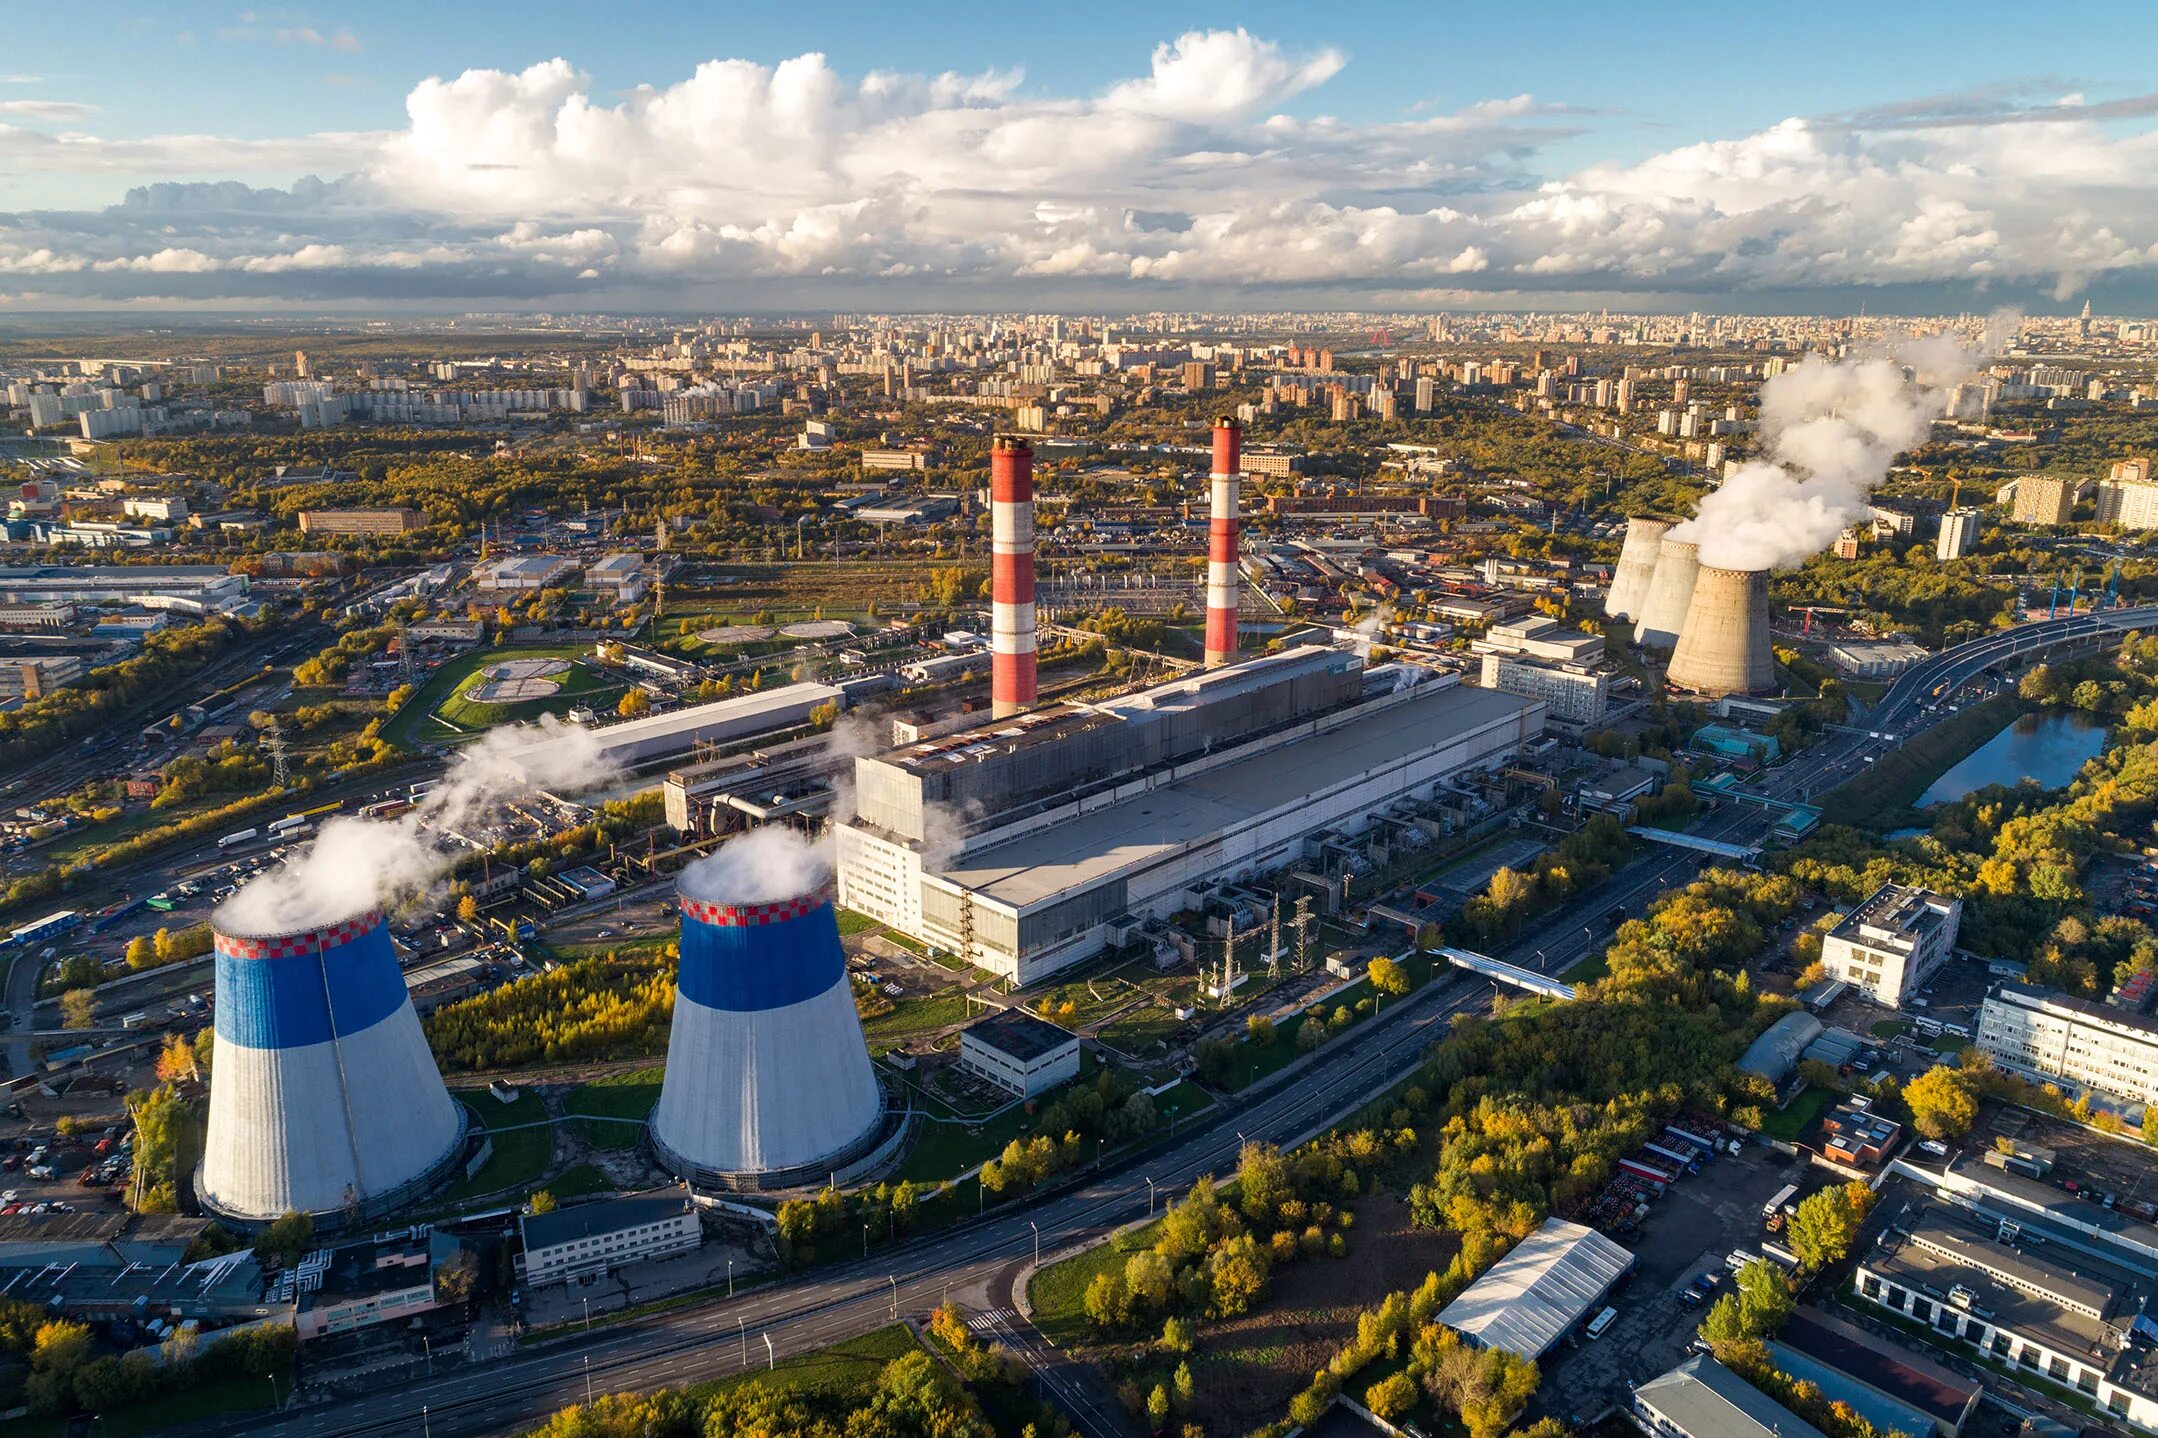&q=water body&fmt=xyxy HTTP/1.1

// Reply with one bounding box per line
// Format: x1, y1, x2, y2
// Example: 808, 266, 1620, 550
1917, 711, 2110, 808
